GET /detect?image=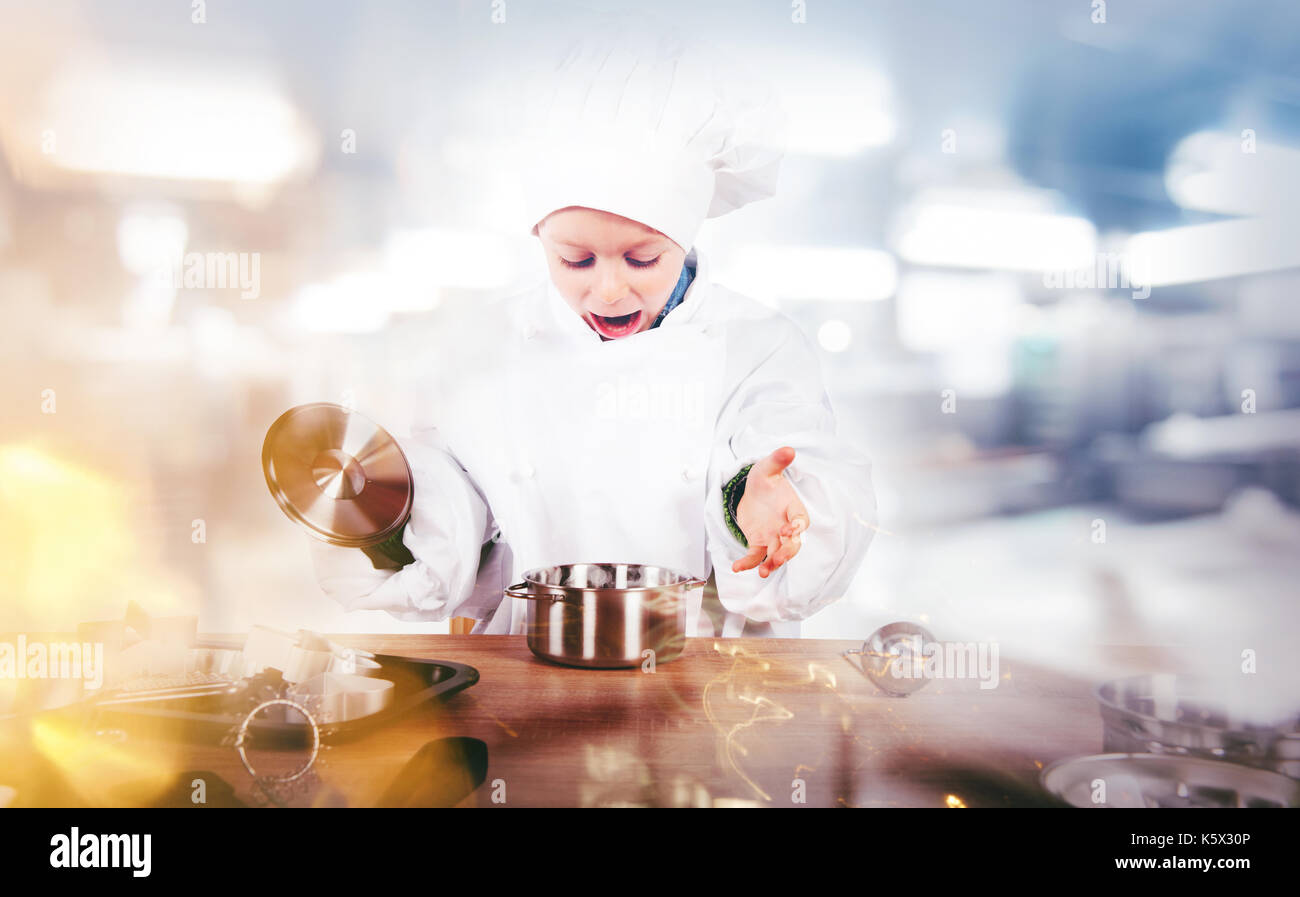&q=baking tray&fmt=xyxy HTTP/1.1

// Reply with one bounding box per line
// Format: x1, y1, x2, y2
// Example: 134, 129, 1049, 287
90, 645, 479, 745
